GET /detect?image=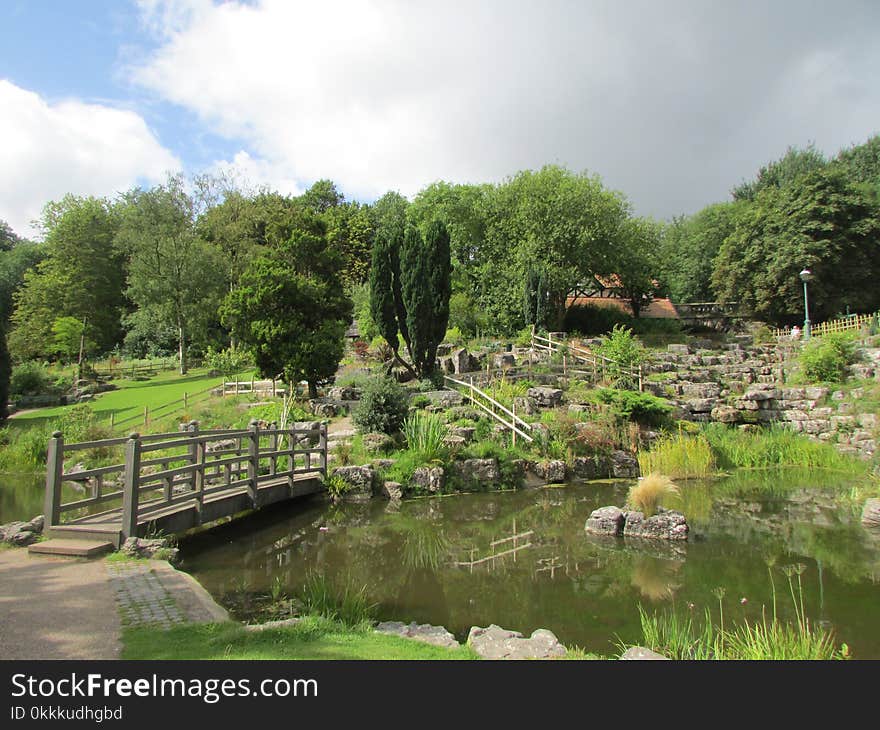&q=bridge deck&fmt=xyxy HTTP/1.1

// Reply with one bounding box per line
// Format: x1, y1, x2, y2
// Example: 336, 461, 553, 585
49, 472, 324, 547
